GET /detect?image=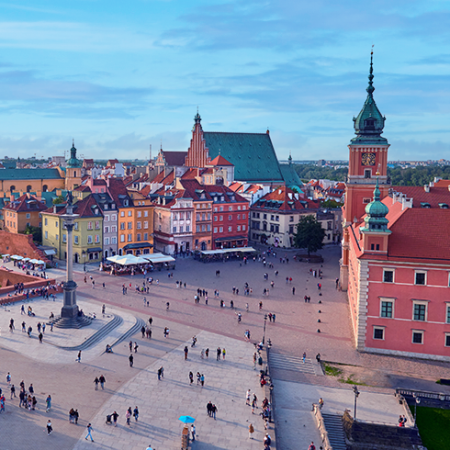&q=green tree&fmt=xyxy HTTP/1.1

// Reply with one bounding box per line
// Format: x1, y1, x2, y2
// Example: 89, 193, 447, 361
320, 199, 344, 208
23, 225, 42, 245
293, 215, 326, 256
52, 195, 64, 205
